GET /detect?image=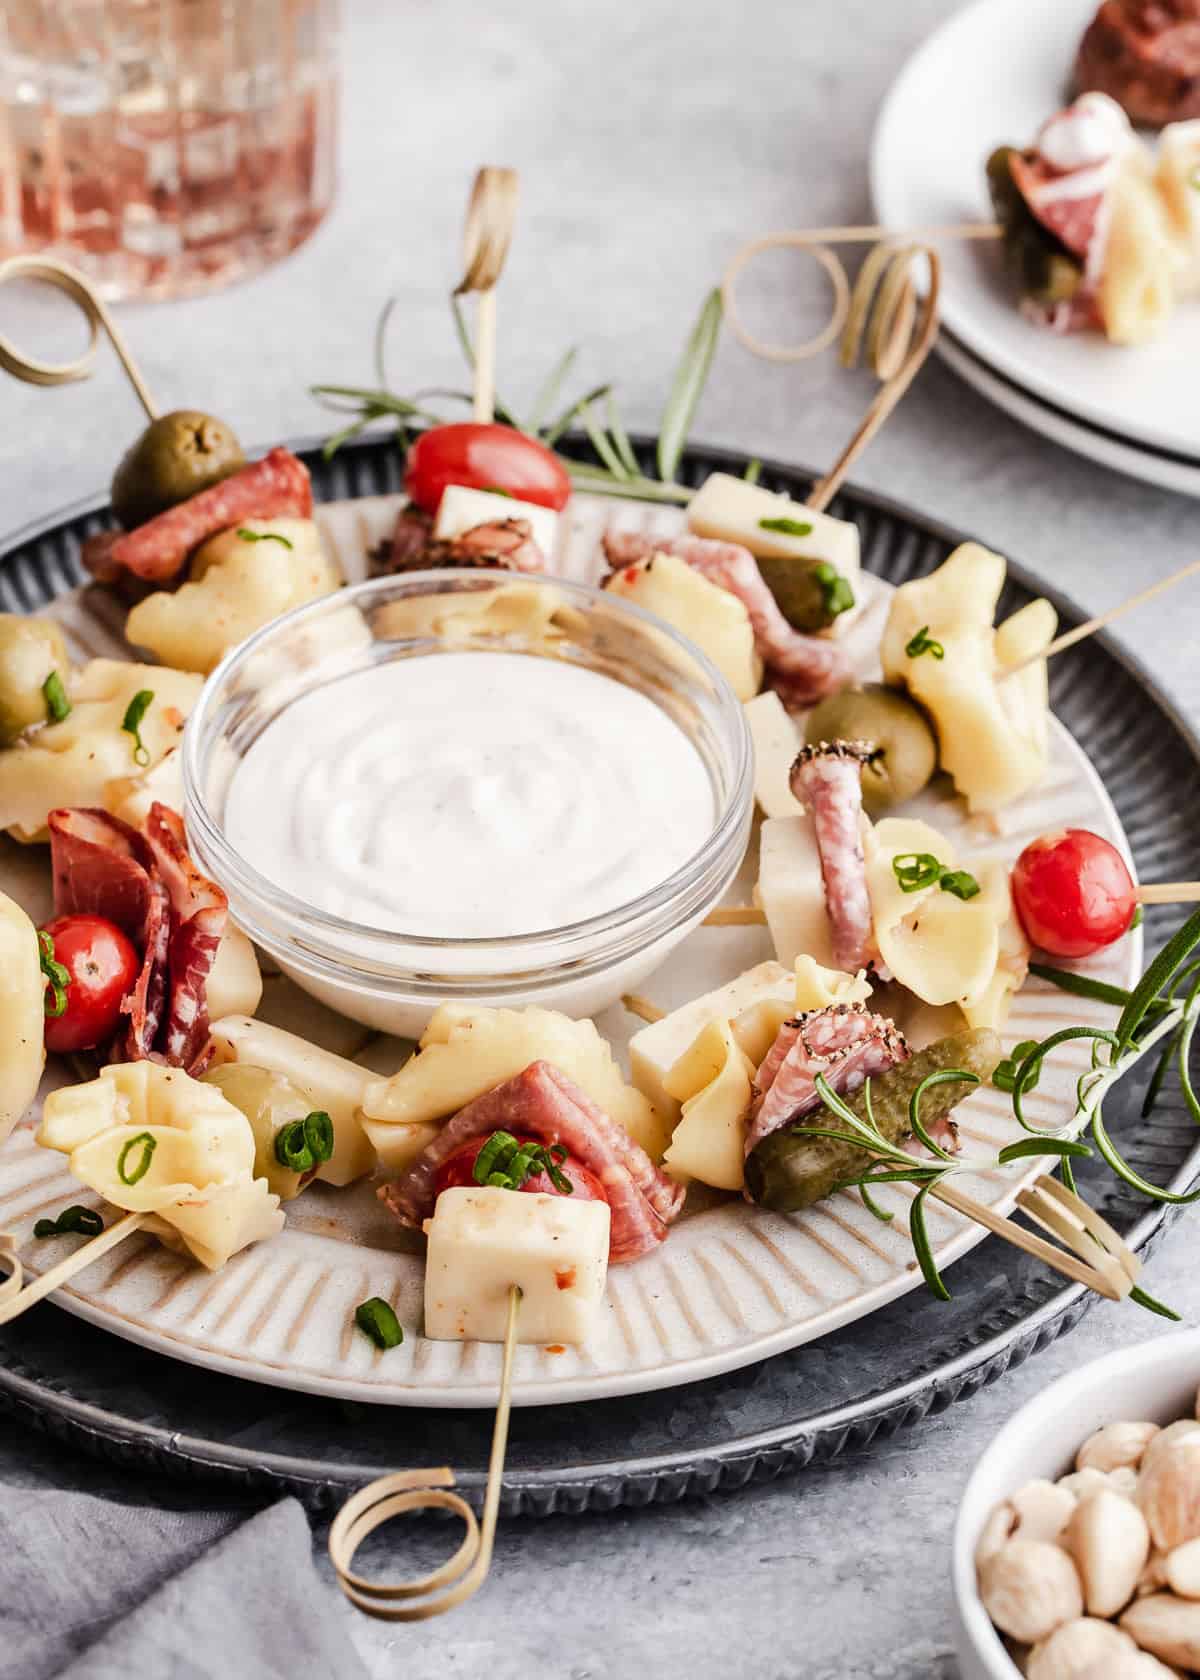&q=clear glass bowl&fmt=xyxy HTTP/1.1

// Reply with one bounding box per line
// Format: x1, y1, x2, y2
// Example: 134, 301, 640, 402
183, 571, 754, 1038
